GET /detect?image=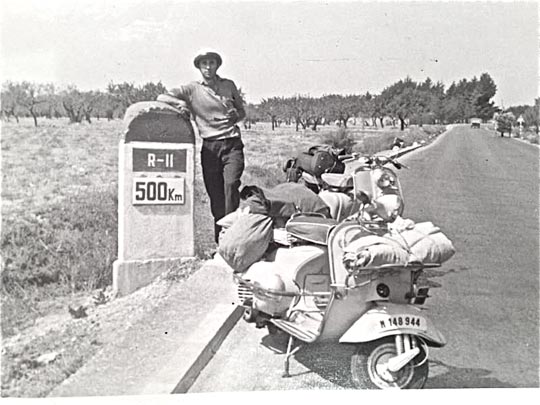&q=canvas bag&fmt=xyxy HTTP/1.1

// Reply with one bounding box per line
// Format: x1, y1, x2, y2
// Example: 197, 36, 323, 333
218, 213, 274, 273
239, 184, 330, 221
285, 145, 345, 180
